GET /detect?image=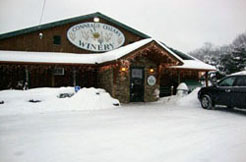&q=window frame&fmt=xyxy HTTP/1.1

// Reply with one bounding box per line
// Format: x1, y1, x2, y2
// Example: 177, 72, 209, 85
53, 68, 64, 76
234, 76, 246, 87
53, 35, 61, 45
218, 76, 237, 87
